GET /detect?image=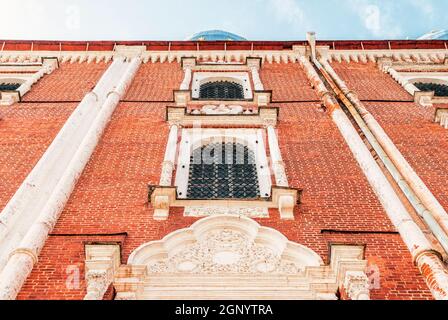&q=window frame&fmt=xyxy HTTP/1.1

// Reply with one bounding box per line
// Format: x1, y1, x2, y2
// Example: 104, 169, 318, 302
191, 72, 253, 100
175, 128, 272, 200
